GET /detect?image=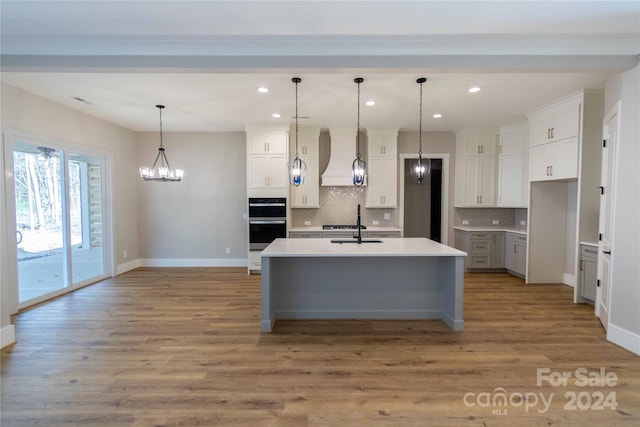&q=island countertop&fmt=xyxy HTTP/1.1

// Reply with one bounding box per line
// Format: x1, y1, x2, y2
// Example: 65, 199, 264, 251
261, 237, 467, 258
